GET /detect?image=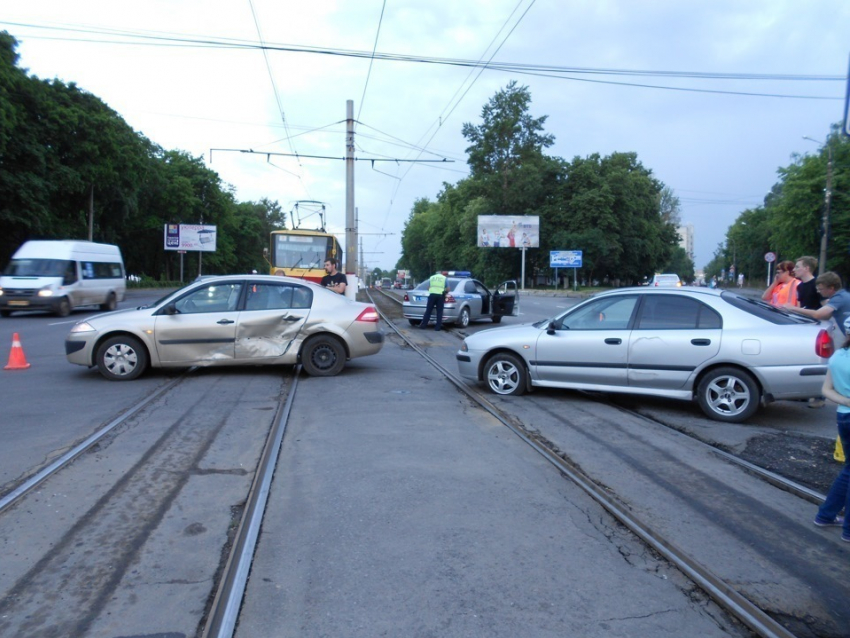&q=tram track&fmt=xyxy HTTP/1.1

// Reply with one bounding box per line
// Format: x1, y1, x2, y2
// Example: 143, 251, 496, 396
367, 288, 823, 638
0, 367, 295, 638
0, 371, 193, 515
0, 289, 838, 637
